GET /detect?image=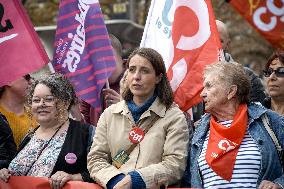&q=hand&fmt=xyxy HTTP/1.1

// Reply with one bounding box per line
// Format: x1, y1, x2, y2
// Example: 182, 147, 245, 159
50, 171, 73, 189
103, 88, 121, 106
0, 168, 11, 182
113, 175, 132, 189
259, 180, 281, 189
